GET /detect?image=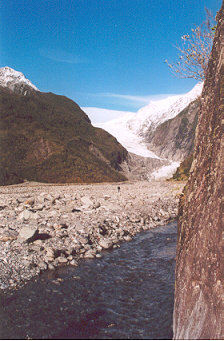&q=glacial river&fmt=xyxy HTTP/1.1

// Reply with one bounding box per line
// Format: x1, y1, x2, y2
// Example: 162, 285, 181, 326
0, 221, 177, 340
